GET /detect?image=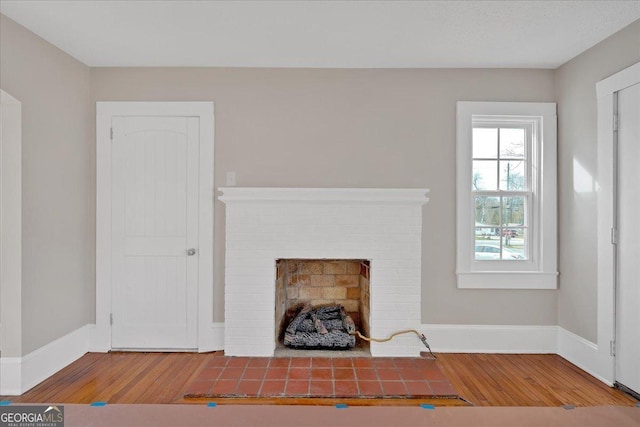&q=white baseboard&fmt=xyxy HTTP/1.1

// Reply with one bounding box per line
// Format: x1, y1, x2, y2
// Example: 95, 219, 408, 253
0, 324, 91, 395
421, 324, 558, 353
556, 326, 613, 386
0, 357, 22, 395
1, 322, 613, 395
